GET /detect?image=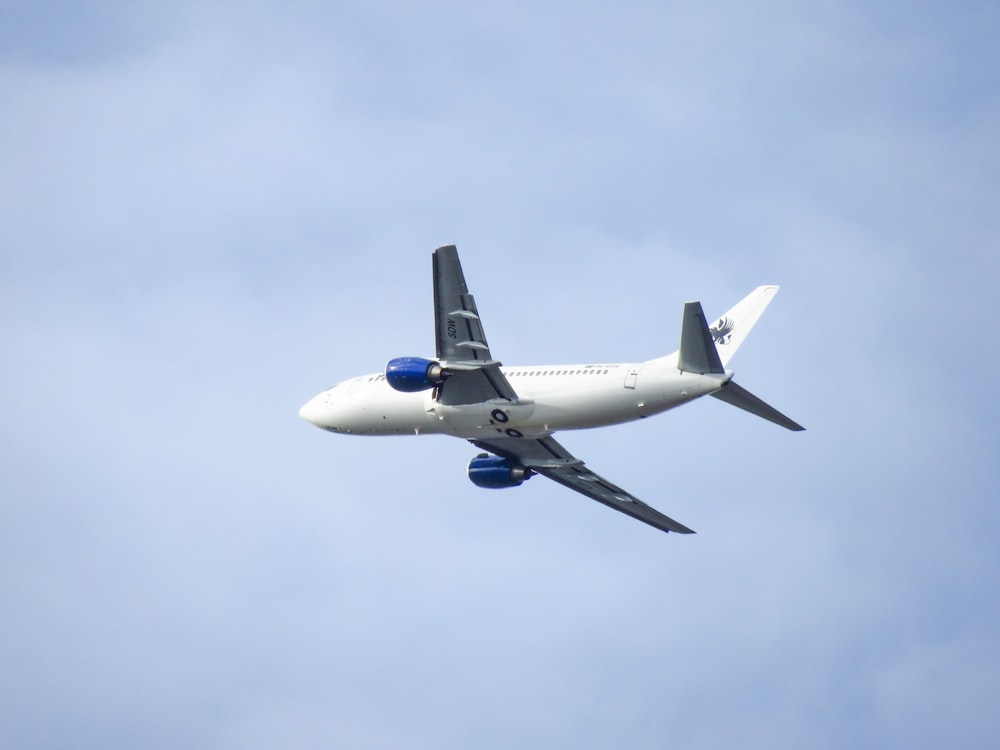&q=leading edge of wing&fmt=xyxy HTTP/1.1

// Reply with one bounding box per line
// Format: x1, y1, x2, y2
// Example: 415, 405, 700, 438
471, 436, 696, 535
